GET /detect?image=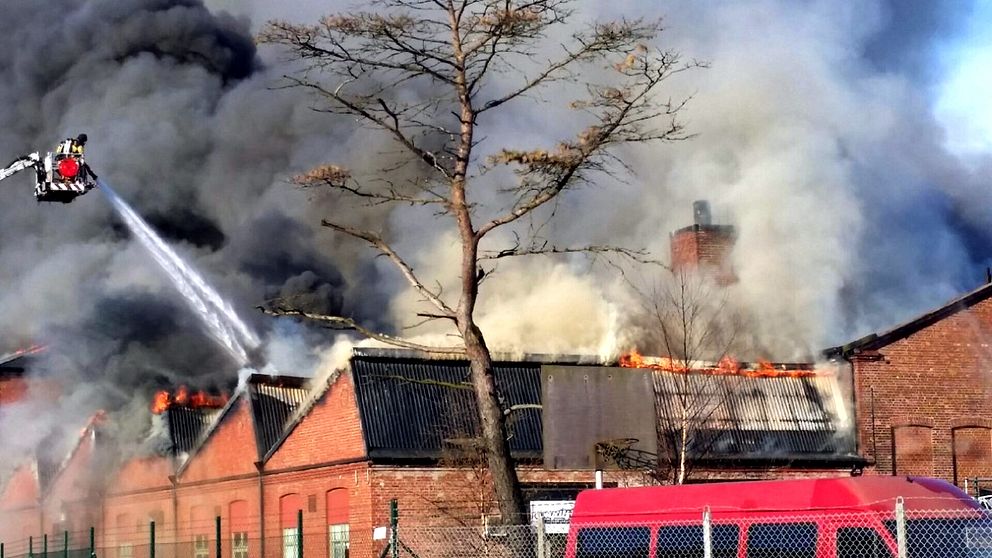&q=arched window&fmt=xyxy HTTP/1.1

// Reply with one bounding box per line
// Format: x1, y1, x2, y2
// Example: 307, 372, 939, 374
281, 494, 305, 558
953, 426, 992, 486
893, 425, 934, 476
191, 506, 211, 558
230, 500, 250, 558
326, 489, 350, 558
116, 513, 133, 558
